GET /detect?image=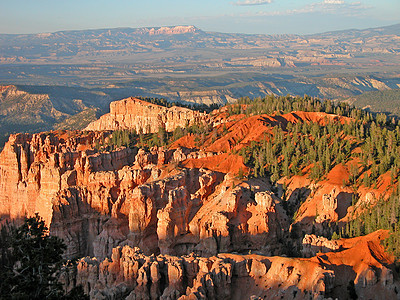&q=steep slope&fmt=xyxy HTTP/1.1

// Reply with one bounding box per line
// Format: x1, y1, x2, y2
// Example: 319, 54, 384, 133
204, 110, 351, 153
347, 88, 400, 116
0, 85, 66, 143
0, 85, 107, 146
